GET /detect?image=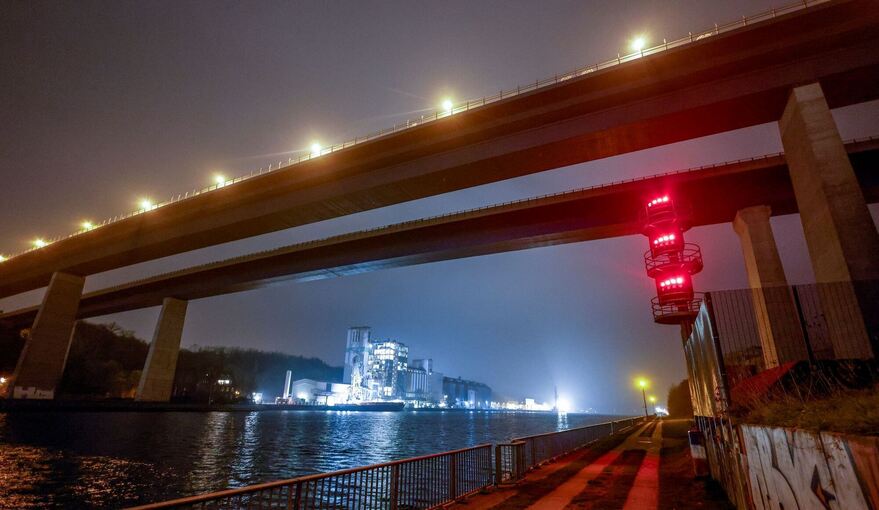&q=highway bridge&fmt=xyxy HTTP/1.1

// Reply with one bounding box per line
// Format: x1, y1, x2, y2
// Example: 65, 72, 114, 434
1, 0, 878, 299
2, 138, 877, 329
